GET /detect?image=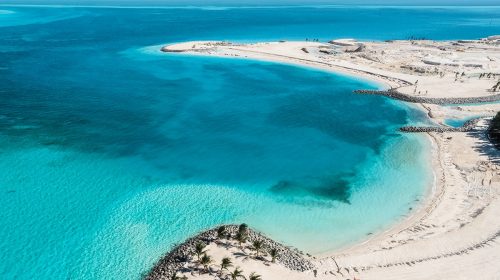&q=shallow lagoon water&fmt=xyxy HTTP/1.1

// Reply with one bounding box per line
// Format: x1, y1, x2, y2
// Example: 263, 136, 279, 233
445, 116, 478, 128
1, 5, 499, 280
